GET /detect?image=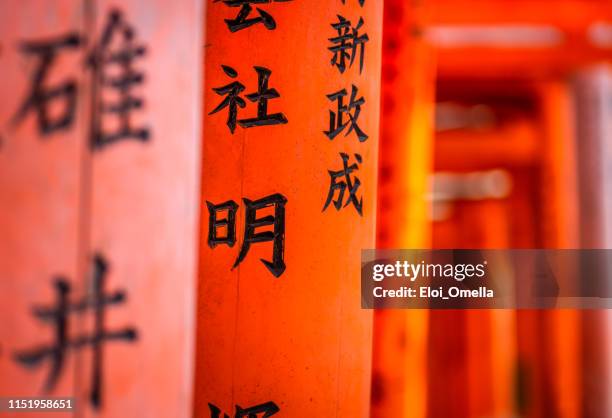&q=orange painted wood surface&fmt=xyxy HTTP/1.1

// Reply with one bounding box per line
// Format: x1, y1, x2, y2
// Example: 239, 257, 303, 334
537, 82, 581, 418
372, 0, 434, 417
84, 1, 203, 417
0, 3, 87, 417
0, 1, 203, 417
574, 67, 612, 418
195, 1, 382, 417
